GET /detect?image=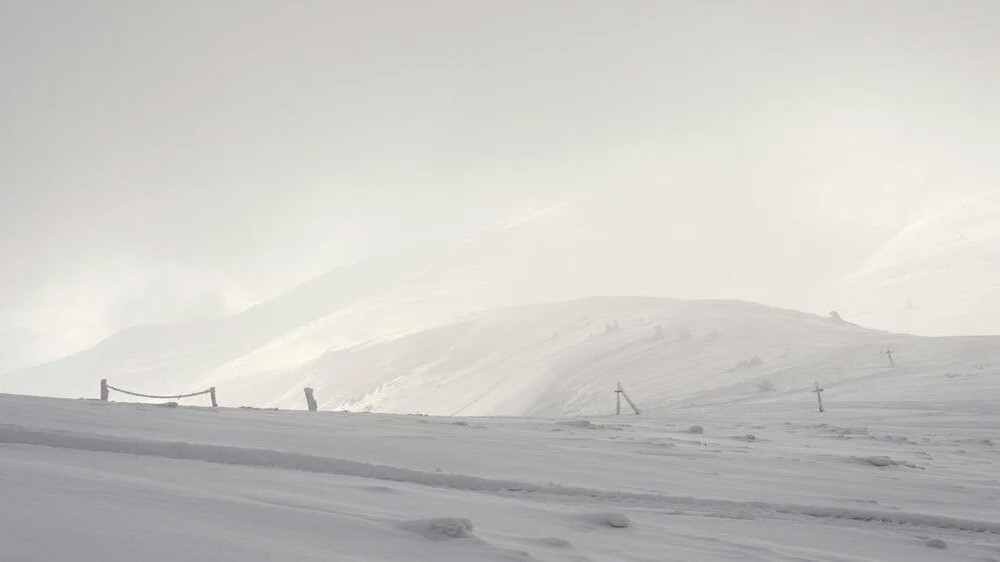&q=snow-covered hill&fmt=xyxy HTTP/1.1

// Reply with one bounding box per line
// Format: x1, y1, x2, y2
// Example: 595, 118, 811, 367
2, 393, 998, 561
283, 298, 1000, 415
5, 295, 999, 416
